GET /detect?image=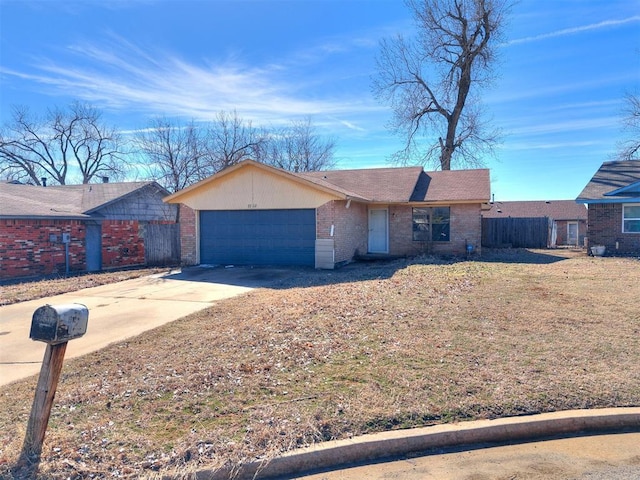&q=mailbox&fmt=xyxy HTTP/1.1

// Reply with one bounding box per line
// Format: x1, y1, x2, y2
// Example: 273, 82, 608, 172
30, 303, 88, 345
